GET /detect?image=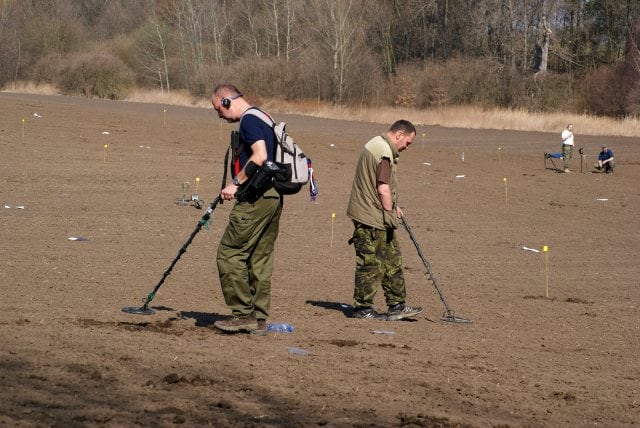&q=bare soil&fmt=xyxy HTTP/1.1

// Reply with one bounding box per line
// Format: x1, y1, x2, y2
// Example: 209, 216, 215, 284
1, 93, 638, 427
